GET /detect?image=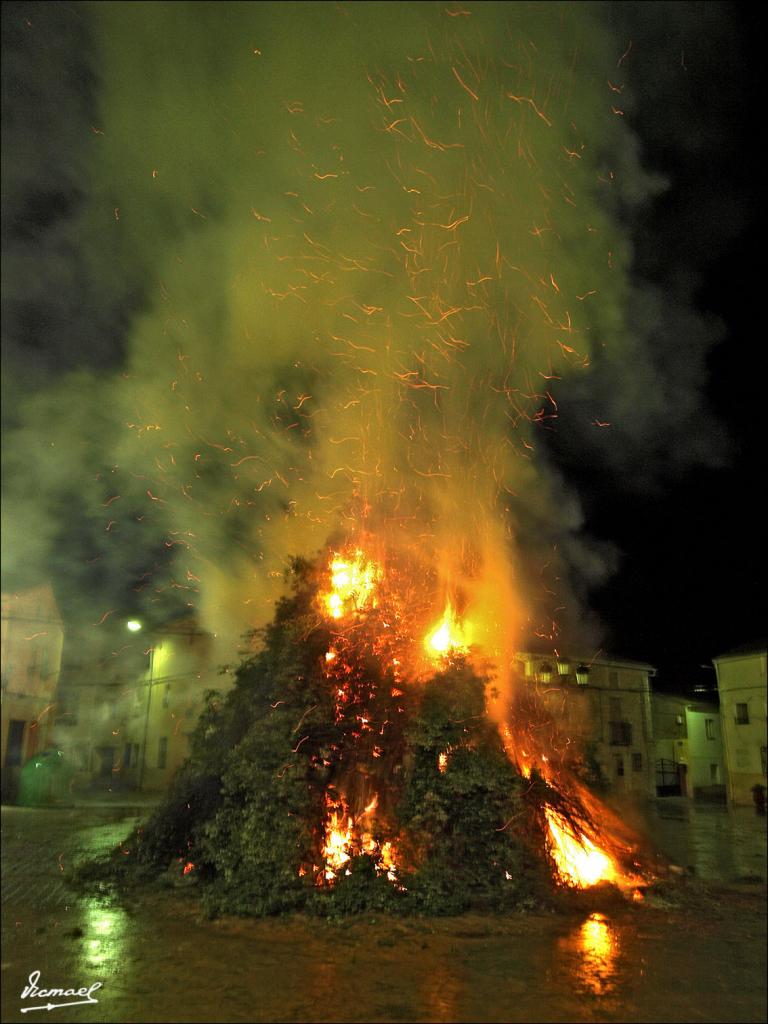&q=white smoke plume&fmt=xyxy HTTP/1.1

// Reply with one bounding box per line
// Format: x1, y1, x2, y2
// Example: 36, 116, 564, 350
2, 2, 731, 675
